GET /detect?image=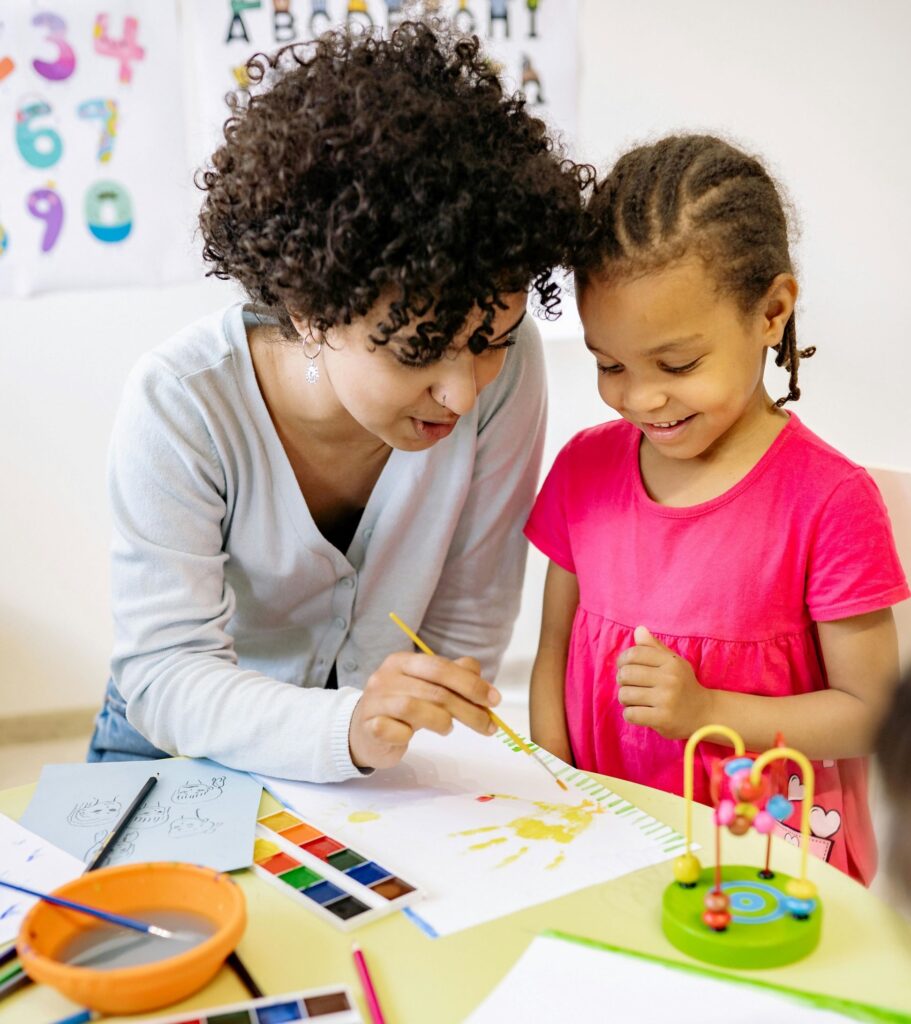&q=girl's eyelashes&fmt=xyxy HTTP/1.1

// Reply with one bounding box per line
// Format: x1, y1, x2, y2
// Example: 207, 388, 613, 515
660, 358, 701, 374
595, 358, 702, 376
